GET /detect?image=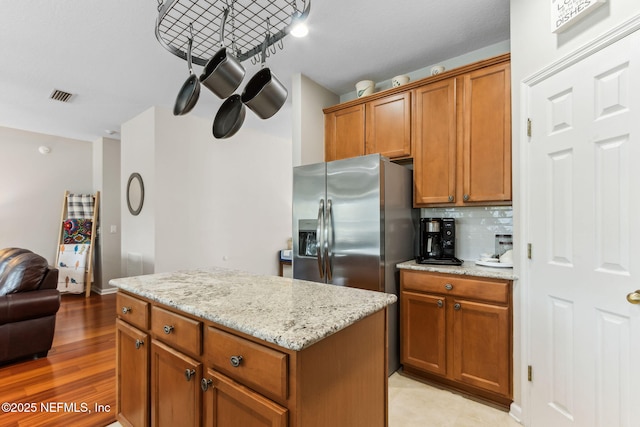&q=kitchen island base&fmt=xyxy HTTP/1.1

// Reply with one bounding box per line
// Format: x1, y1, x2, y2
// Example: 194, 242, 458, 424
116, 289, 389, 427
